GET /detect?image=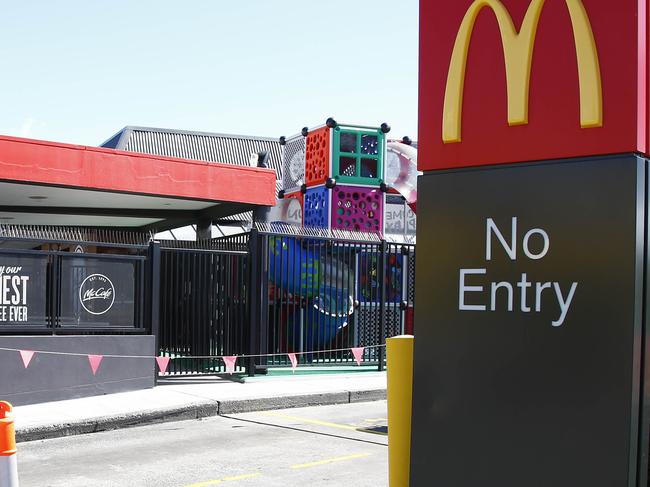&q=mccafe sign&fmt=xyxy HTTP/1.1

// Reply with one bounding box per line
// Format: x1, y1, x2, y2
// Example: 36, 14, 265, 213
418, 0, 649, 170
79, 274, 115, 315
59, 258, 136, 328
